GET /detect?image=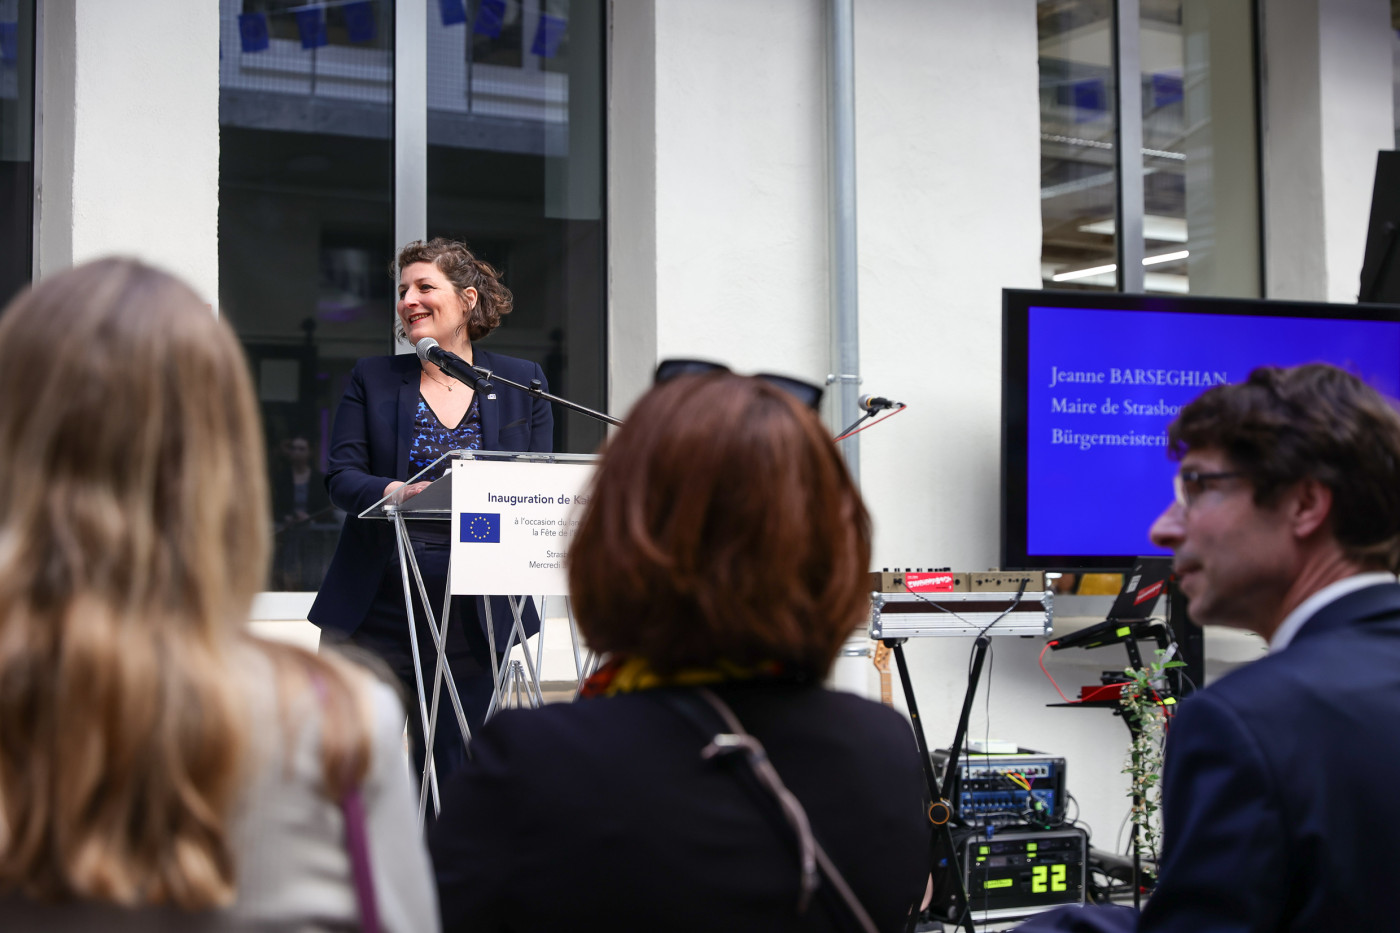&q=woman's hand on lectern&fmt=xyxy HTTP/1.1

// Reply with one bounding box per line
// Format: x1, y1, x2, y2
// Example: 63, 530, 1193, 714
383, 480, 432, 503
